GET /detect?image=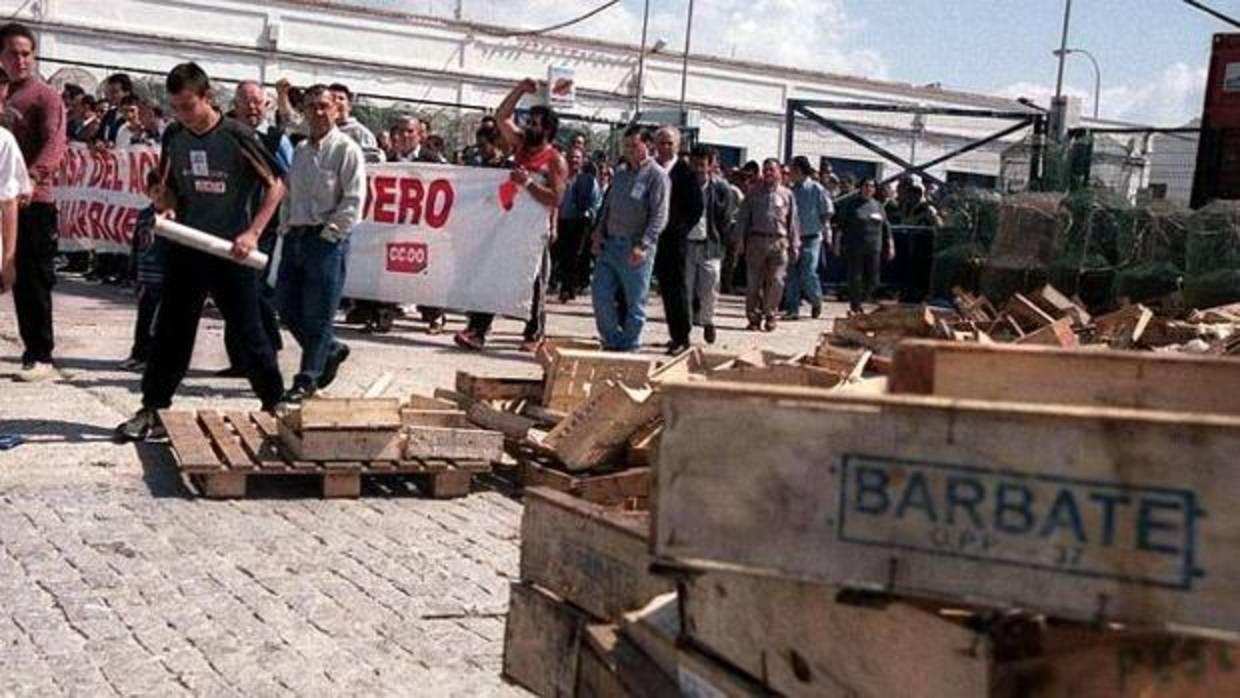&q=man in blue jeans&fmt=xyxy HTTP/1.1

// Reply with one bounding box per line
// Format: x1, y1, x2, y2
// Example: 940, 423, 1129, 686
590, 127, 670, 351
782, 155, 833, 320
275, 84, 367, 403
